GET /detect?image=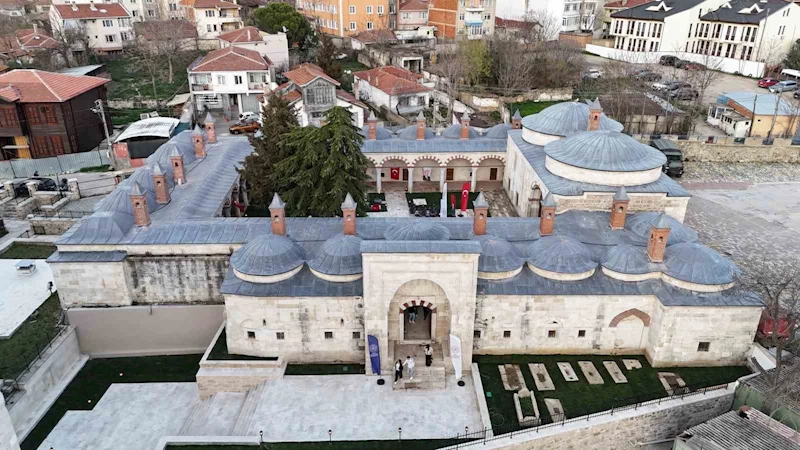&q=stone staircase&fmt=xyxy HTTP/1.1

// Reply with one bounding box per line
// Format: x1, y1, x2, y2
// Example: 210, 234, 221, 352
178, 382, 266, 436
392, 343, 446, 390
231, 382, 265, 436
